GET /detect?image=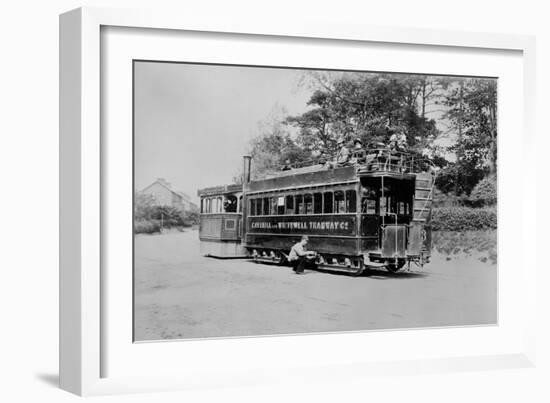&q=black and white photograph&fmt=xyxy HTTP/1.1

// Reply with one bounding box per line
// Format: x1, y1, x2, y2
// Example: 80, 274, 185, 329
133, 61, 498, 341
